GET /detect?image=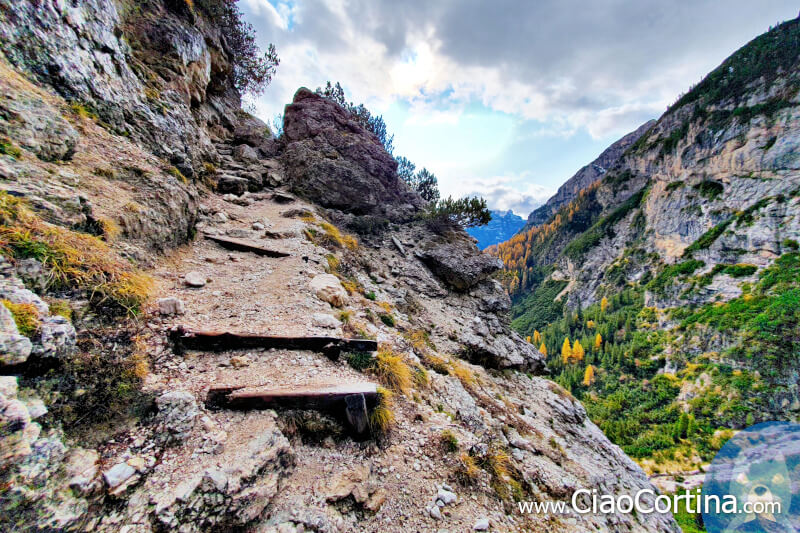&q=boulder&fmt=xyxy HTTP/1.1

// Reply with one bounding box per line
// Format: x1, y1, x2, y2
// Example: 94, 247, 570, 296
233, 114, 271, 146
216, 175, 249, 195
311, 313, 340, 329
309, 274, 348, 307
416, 237, 503, 291
281, 88, 423, 221
233, 144, 259, 163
